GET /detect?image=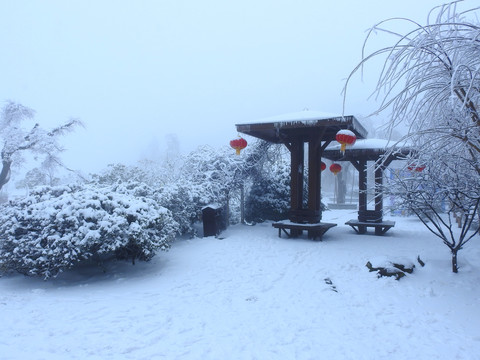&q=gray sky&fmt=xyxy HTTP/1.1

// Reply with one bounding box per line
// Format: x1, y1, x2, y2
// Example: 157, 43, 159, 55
0, 0, 447, 174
